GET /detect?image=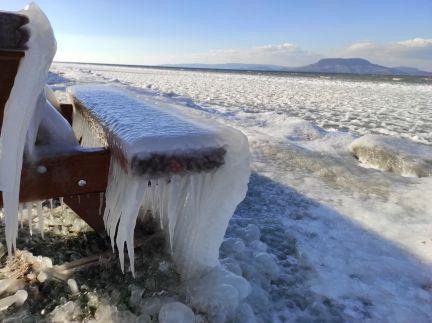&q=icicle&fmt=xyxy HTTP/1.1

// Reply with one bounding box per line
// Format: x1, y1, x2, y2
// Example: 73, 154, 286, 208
59, 197, 65, 214
36, 201, 44, 239
71, 104, 107, 148
18, 204, 24, 229
48, 198, 54, 218
27, 204, 33, 236
99, 192, 104, 215
166, 175, 189, 252
103, 159, 147, 274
